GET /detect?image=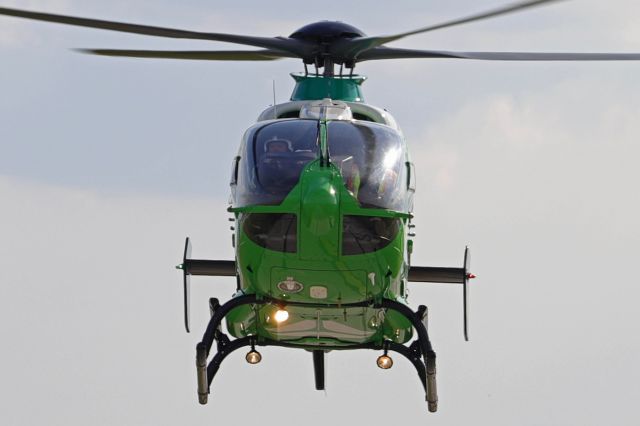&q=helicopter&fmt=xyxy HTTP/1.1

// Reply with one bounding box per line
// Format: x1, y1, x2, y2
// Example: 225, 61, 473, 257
2, 0, 640, 414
